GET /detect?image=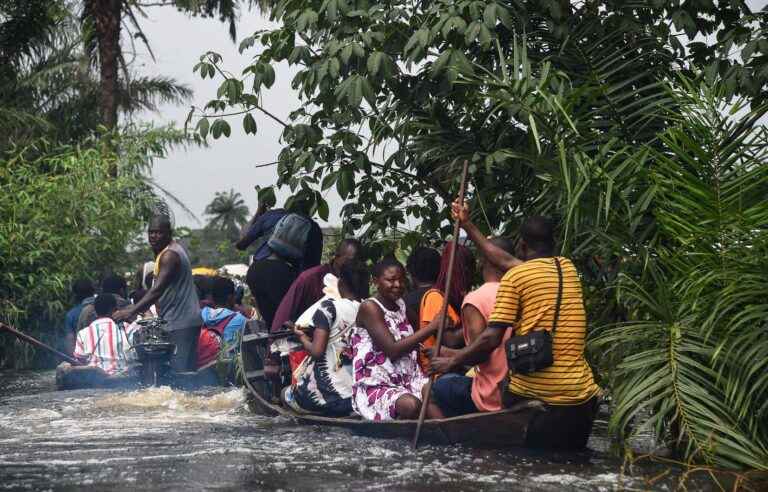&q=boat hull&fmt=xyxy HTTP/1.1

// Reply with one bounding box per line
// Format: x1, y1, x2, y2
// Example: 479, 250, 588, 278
55, 362, 231, 391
